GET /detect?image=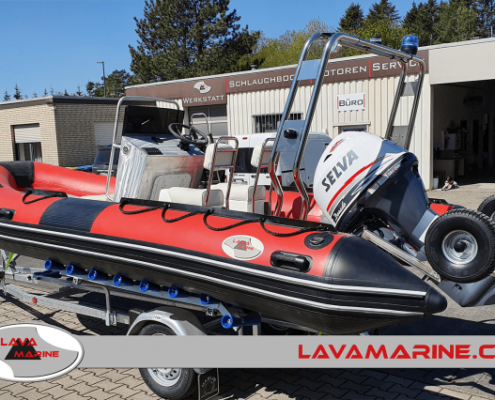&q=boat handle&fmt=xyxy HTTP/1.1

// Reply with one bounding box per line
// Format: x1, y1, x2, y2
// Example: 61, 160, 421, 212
270, 251, 312, 273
